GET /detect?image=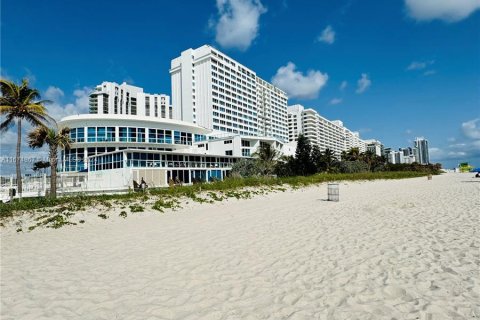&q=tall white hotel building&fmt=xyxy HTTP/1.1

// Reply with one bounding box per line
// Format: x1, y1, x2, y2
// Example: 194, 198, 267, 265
170, 45, 288, 142
287, 104, 366, 157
